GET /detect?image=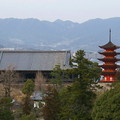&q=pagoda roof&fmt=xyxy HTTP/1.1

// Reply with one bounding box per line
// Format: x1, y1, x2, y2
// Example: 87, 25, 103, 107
98, 52, 120, 55
99, 41, 120, 49
98, 58, 120, 62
